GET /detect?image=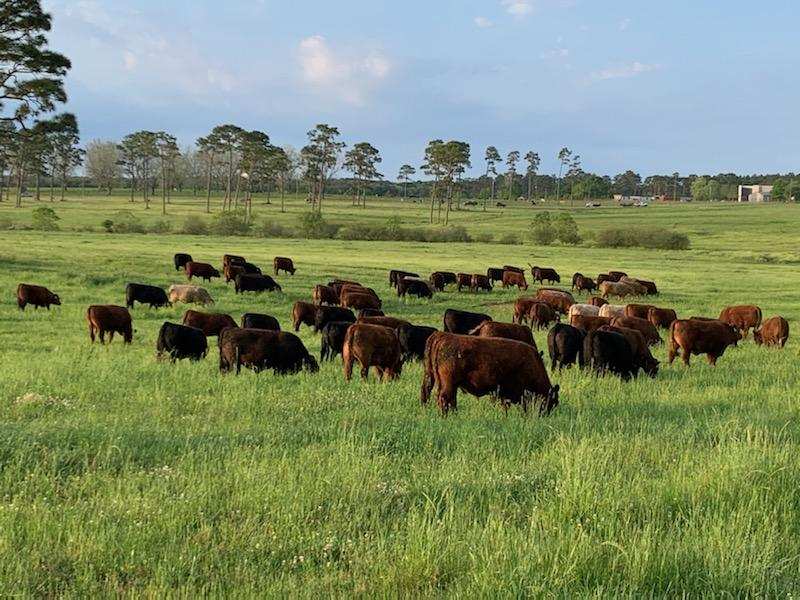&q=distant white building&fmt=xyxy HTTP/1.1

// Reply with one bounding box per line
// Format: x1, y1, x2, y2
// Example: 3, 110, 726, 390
738, 184, 773, 202
613, 194, 654, 206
